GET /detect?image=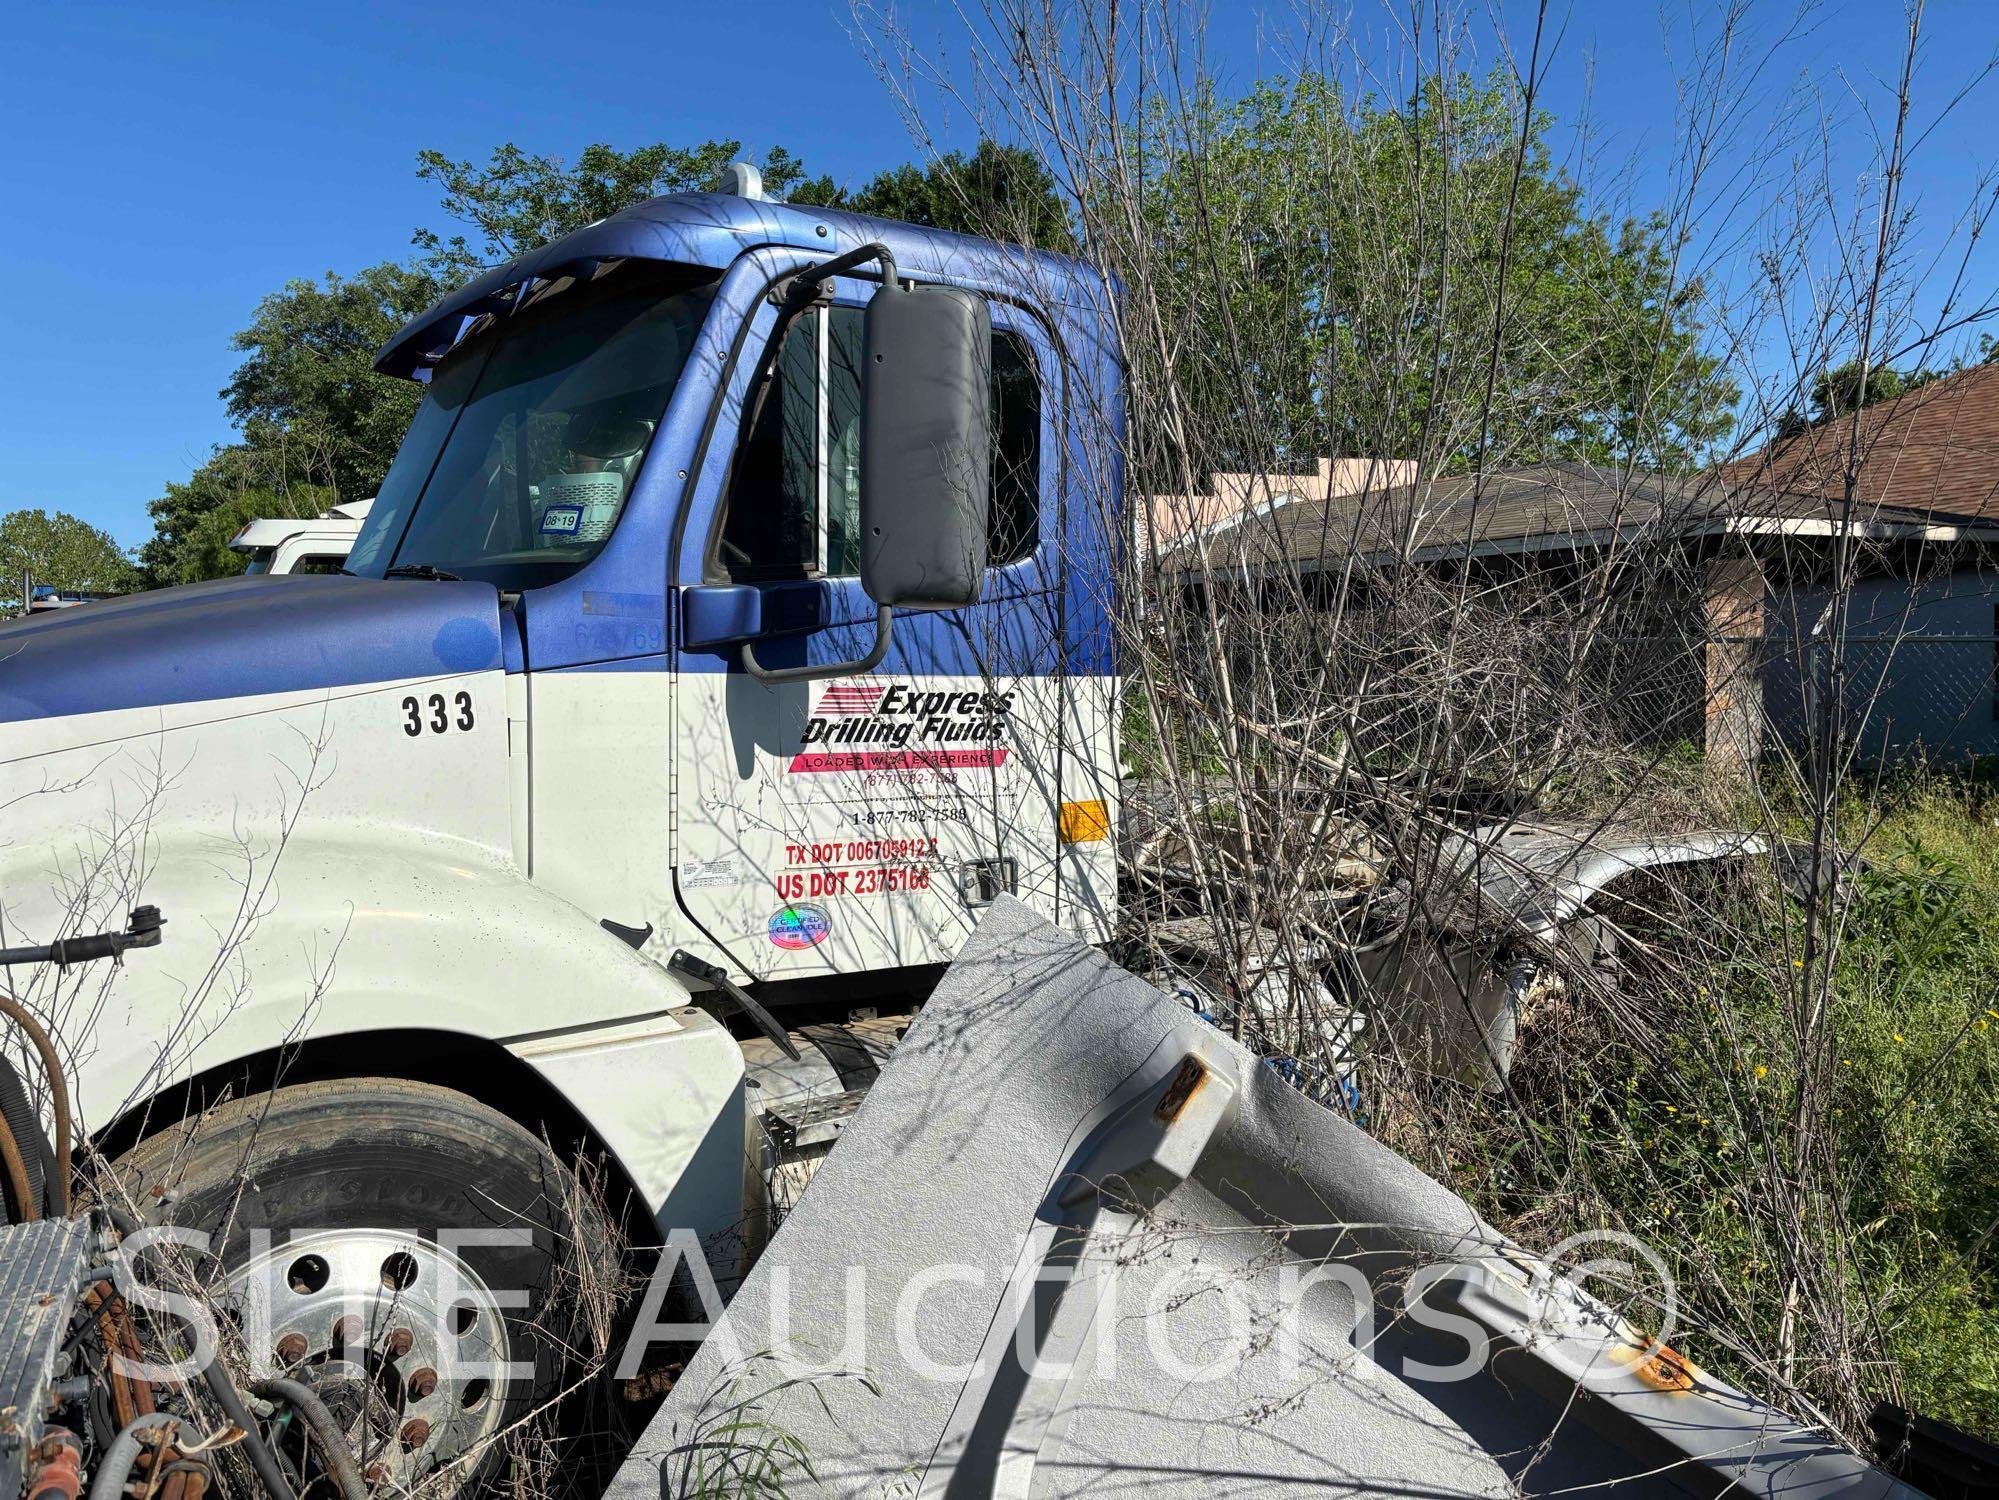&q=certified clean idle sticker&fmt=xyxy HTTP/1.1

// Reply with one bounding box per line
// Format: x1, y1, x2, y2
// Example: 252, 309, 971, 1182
539, 504, 584, 536
767, 903, 832, 949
